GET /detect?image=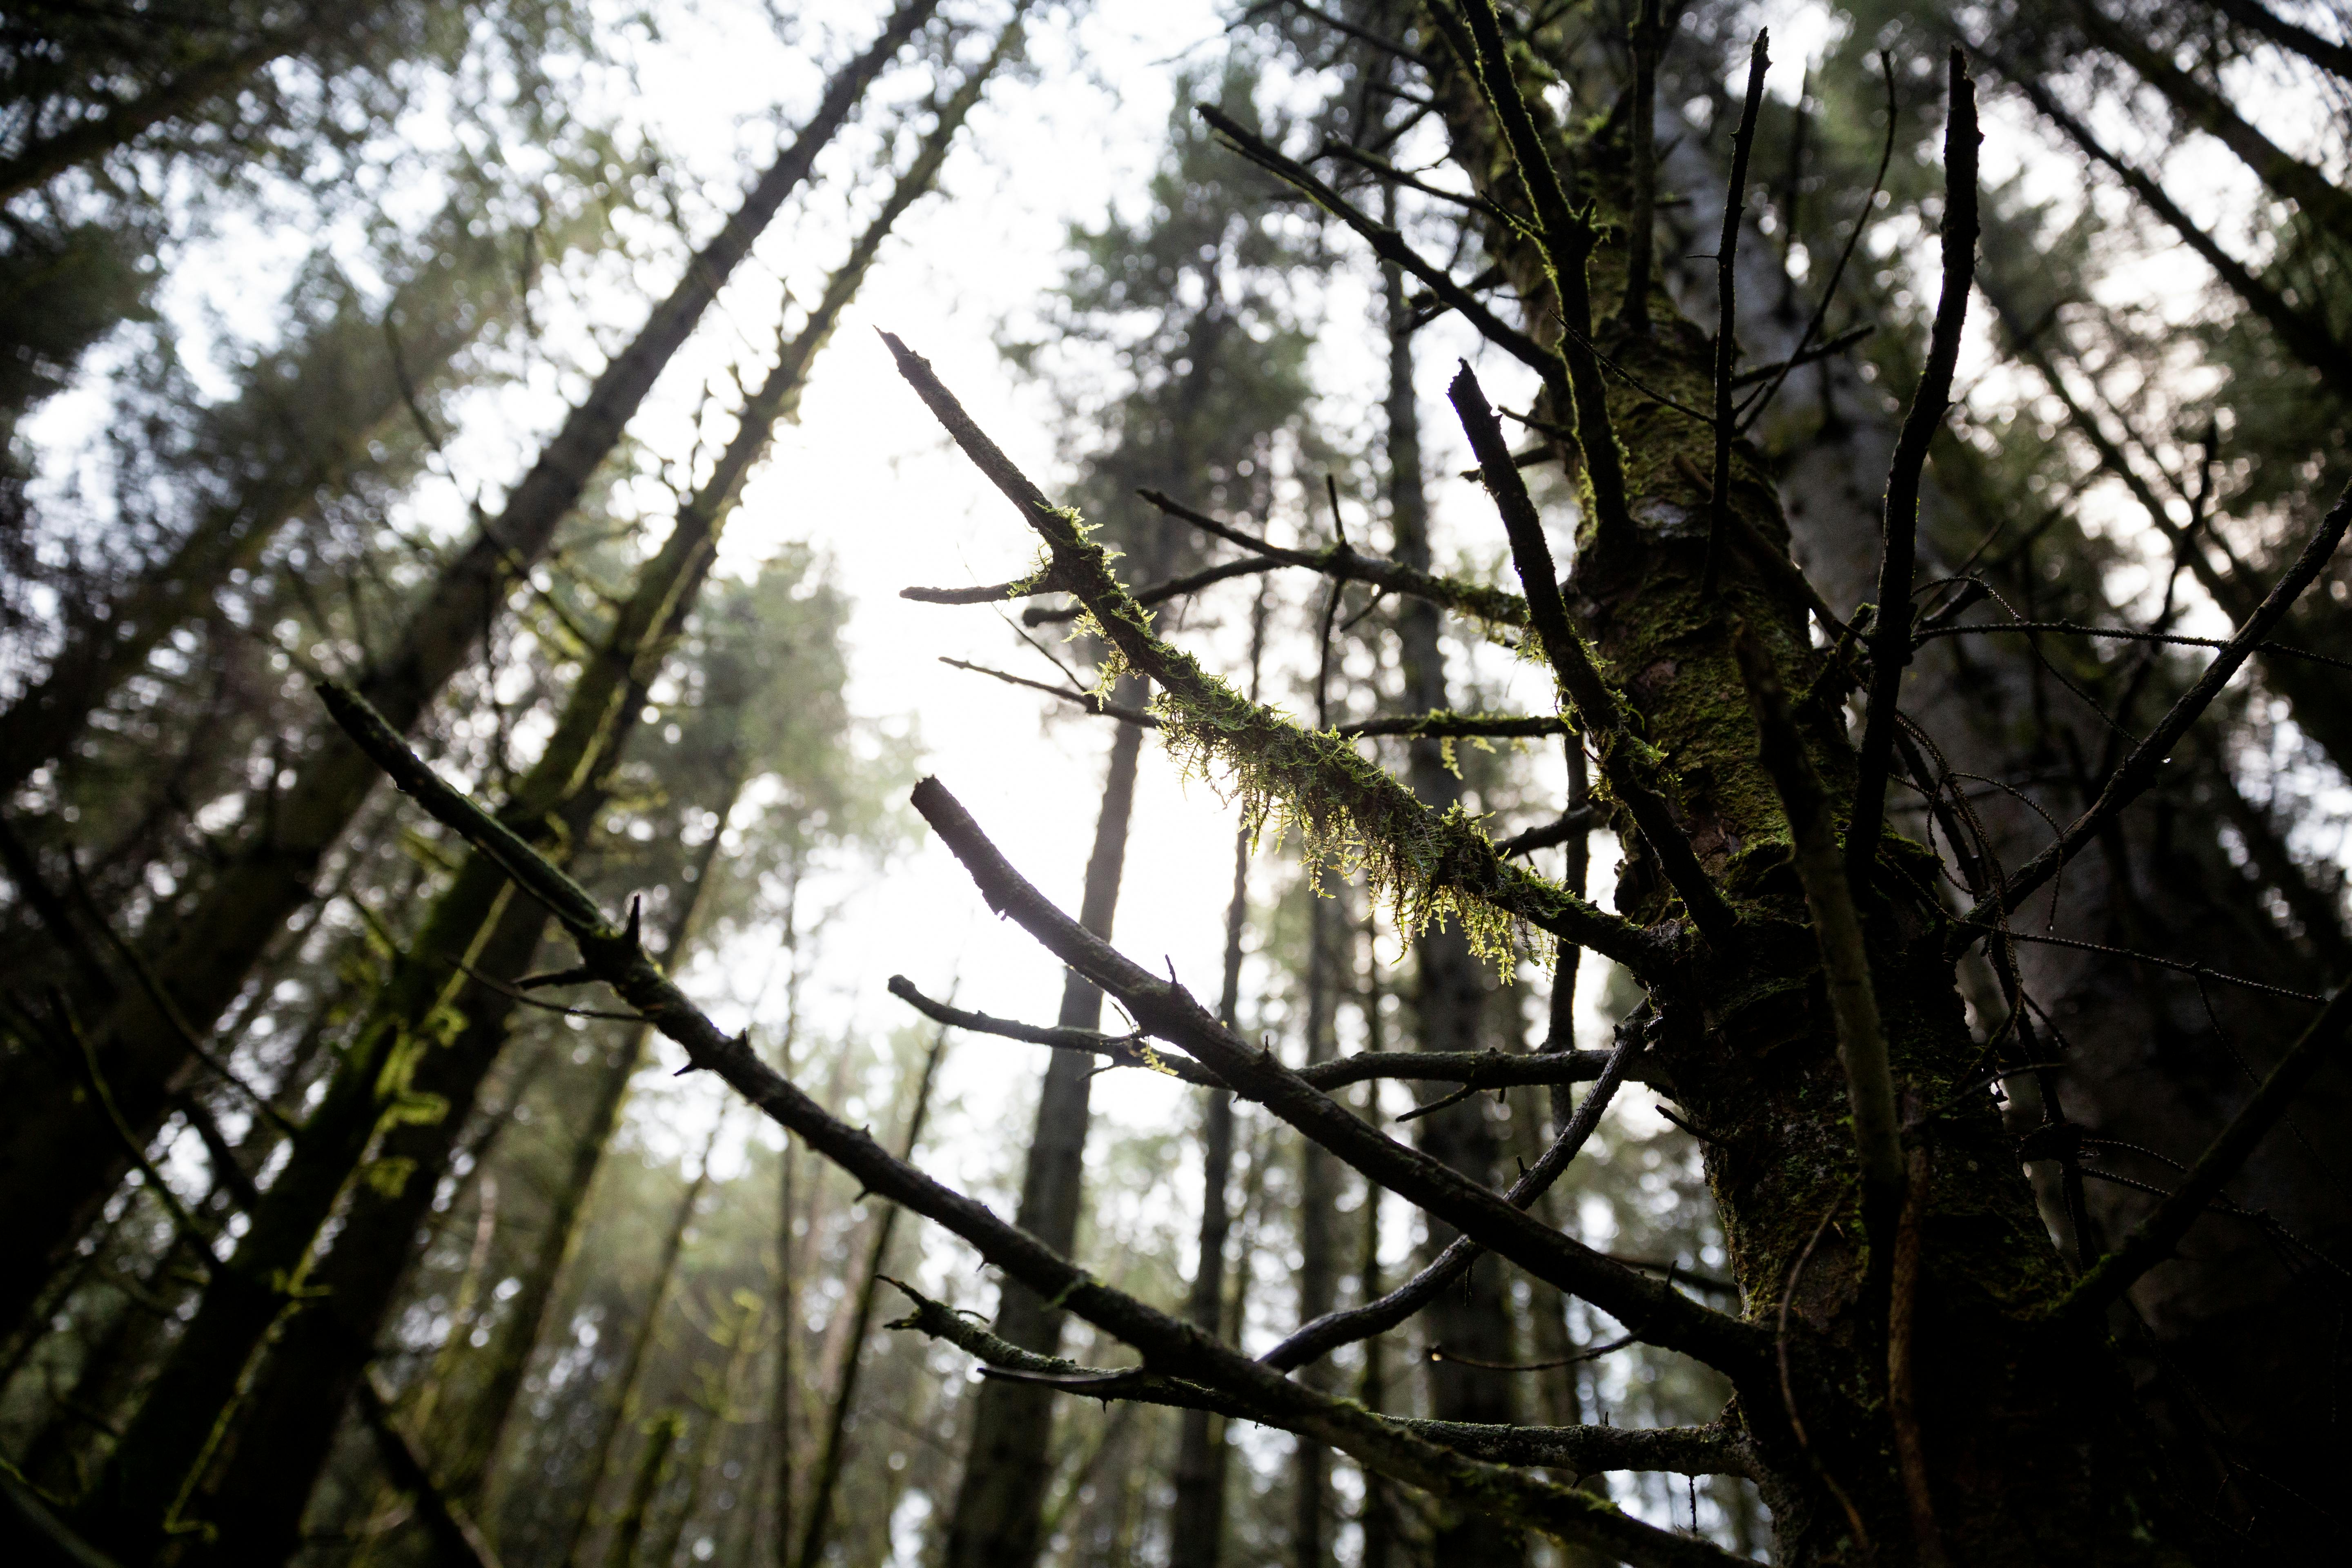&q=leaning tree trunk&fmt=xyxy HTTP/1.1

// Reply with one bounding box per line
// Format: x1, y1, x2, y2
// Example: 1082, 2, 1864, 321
76, 414, 735, 1560
0, 0, 942, 1345
0, 199, 562, 804
553, 1148, 715, 1568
